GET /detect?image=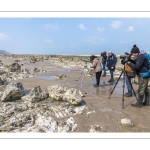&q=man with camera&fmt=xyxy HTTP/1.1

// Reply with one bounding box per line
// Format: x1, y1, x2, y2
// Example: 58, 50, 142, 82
127, 45, 150, 108
101, 51, 107, 77
107, 51, 117, 82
